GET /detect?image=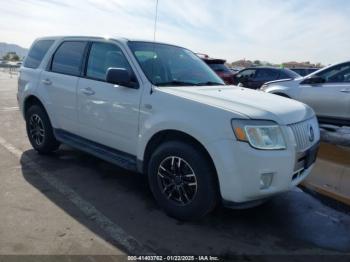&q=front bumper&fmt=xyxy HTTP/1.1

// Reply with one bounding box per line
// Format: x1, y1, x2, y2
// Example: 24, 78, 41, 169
207, 136, 319, 204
